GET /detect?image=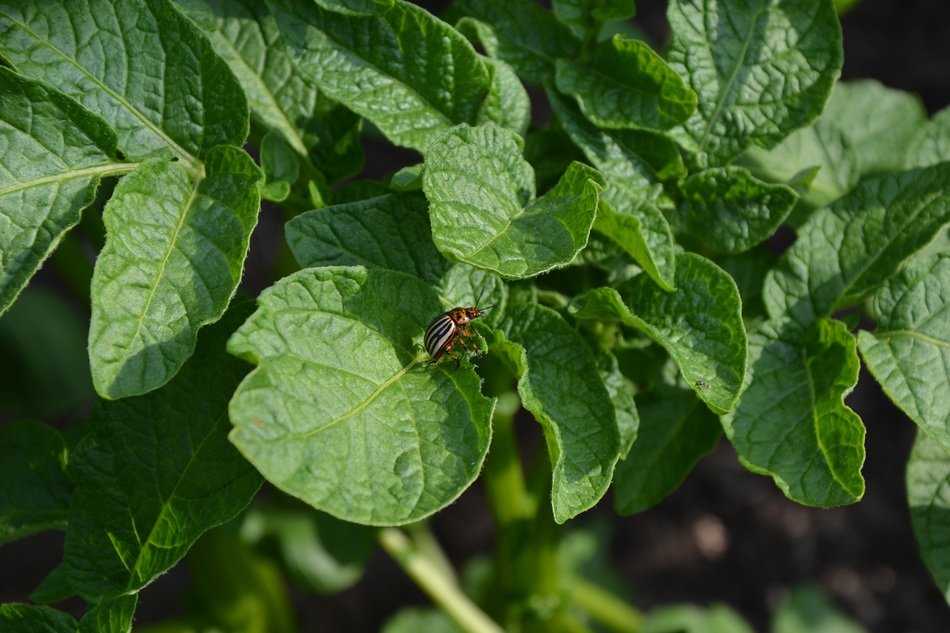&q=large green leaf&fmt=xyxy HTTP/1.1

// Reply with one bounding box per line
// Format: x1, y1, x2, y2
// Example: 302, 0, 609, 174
0, 67, 117, 315
267, 0, 490, 152
555, 35, 696, 130
548, 87, 679, 290
287, 193, 447, 283
722, 318, 864, 506
741, 80, 928, 209
492, 298, 620, 523
0, 421, 71, 544
452, 0, 578, 86
907, 431, 950, 603
62, 307, 263, 602
179, 0, 363, 182
0, 605, 76, 632
667, 0, 842, 163
423, 124, 603, 279
671, 166, 798, 253
477, 56, 532, 137
227, 266, 494, 525
764, 163, 950, 330
909, 106, 950, 169
88, 145, 261, 399
570, 253, 747, 413
858, 254, 950, 451
0, 0, 248, 163
613, 387, 721, 515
